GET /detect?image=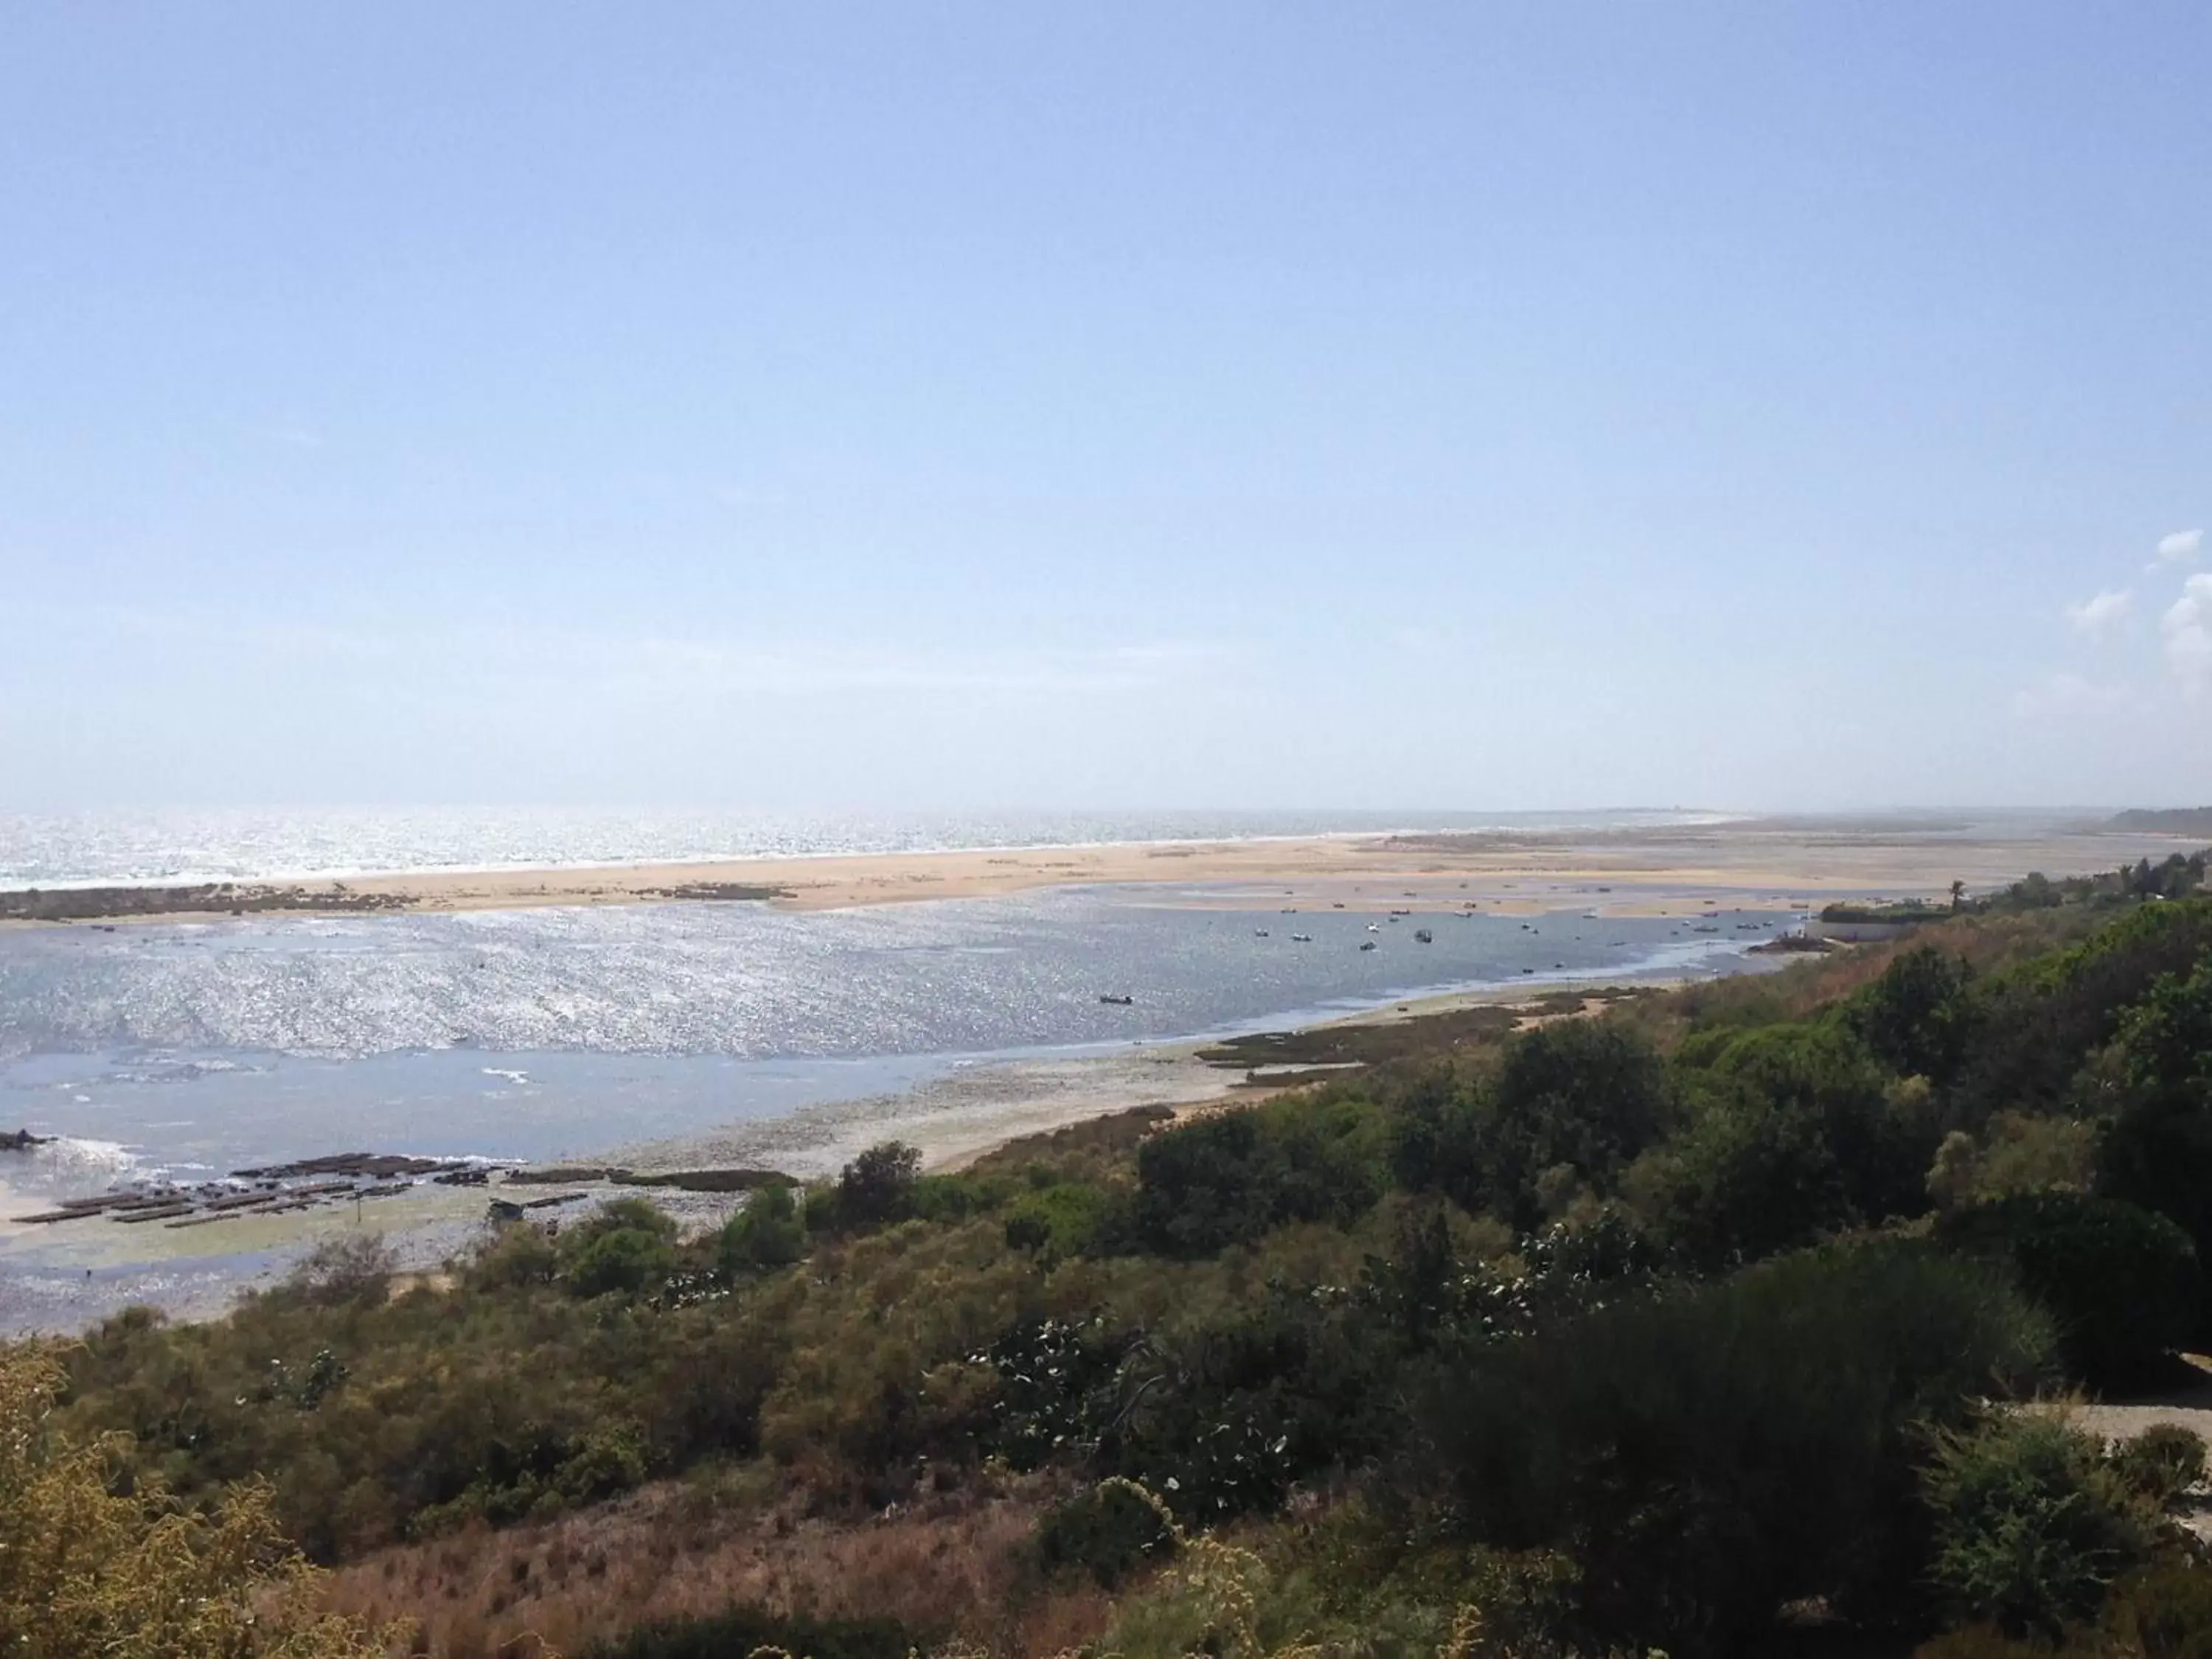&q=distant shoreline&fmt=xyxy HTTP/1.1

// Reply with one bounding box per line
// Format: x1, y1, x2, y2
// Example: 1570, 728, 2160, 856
2, 818, 2201, 928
